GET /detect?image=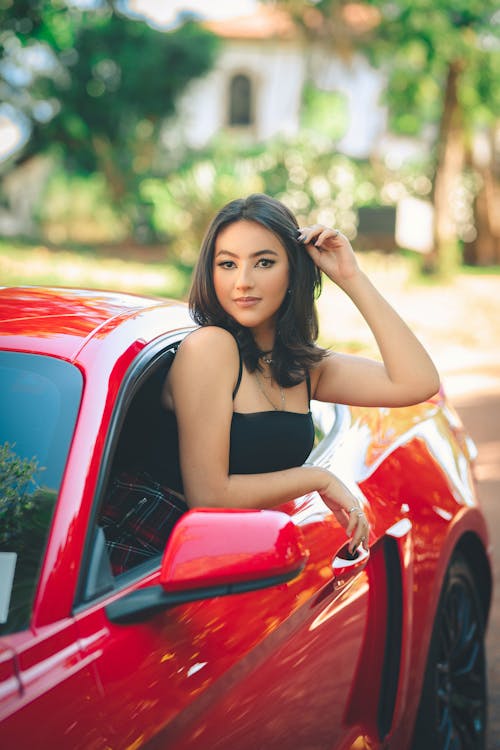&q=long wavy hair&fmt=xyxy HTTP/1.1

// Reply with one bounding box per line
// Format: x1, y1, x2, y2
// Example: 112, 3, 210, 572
189, 194, 325, 387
